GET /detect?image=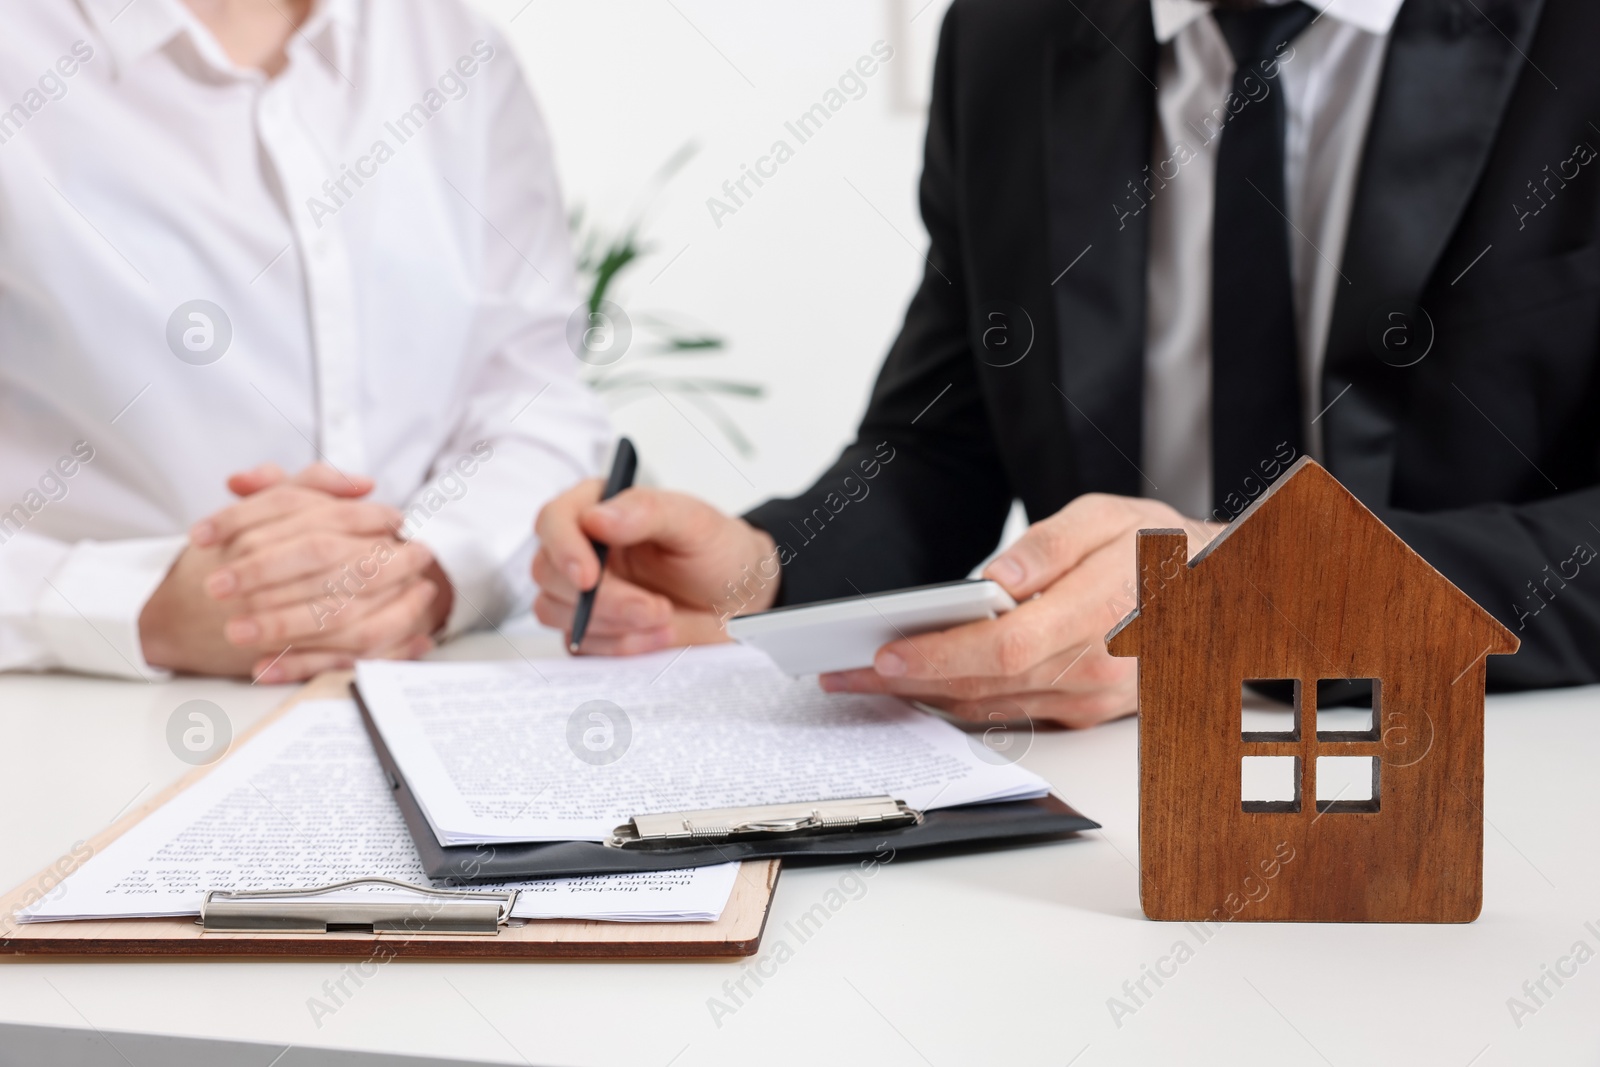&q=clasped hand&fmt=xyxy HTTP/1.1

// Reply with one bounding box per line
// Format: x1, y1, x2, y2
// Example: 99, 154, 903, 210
139, 463, 451, 682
